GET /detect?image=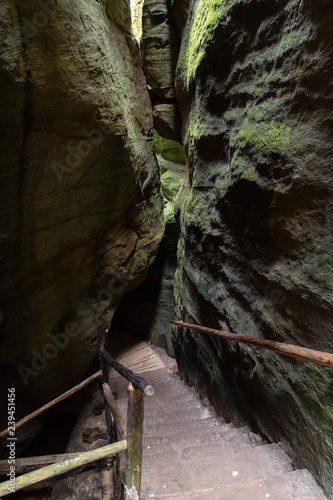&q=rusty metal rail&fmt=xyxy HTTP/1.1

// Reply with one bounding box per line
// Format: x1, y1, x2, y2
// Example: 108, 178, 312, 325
171, 320, 333, 368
